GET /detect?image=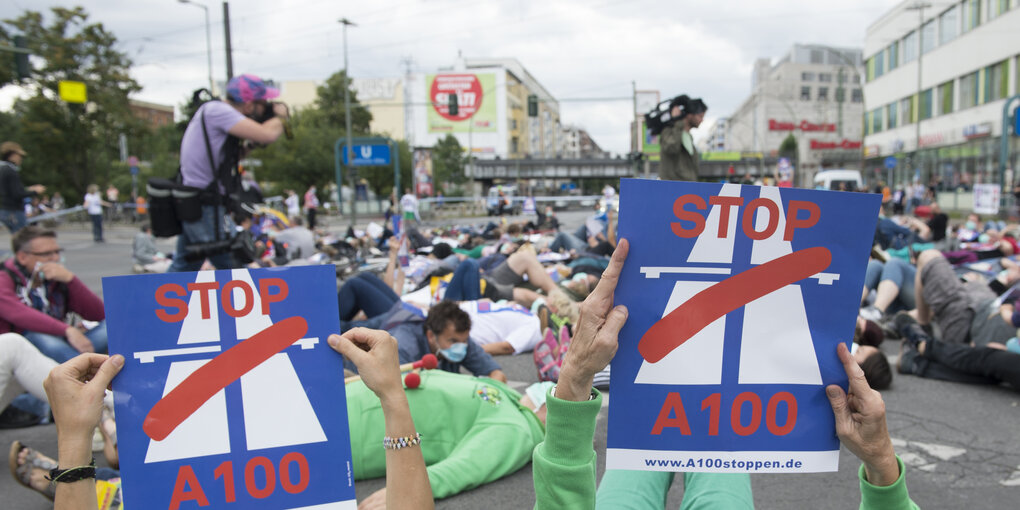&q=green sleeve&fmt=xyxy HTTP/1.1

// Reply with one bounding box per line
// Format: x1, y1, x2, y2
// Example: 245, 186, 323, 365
453, 246, 485, 259
425, 417, 538, 499
659, 124, 683, 156
532, 388, 603, 510
859, 456, 920, 510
